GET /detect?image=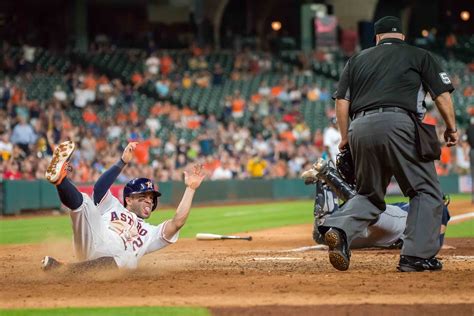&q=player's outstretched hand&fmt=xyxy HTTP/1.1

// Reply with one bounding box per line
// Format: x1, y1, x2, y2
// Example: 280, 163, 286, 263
121, 142, 138, 164
184, 164, 207, 190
